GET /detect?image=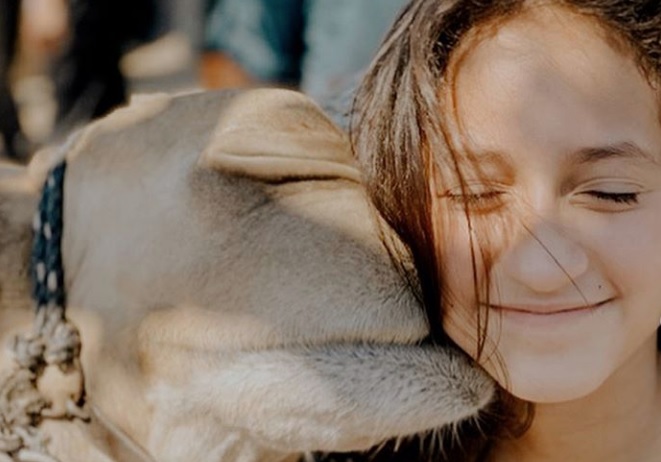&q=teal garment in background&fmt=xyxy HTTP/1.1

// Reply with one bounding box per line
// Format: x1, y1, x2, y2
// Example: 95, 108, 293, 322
205, 0, 305, 86
204, 0, 408, 127
300, 0, 406, 103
